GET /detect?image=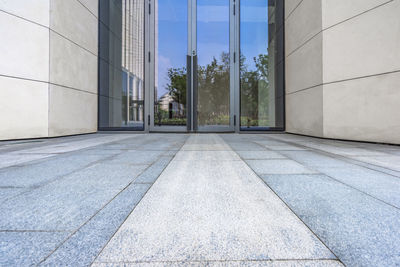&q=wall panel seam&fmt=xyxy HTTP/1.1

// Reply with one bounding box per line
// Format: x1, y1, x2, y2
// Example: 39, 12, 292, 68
285, 0, 304, 21
50, 28, 98, 57
286, 69, 400, 96
286, 0, 394, 58
0, 9, 49, 29
76, 0, 98, 19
